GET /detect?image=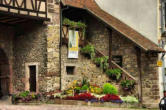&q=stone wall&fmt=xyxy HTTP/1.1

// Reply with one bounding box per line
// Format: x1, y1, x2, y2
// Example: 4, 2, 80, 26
13, 2, 61, 93
141, 53, 159, 108
13, 22, 47, 92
